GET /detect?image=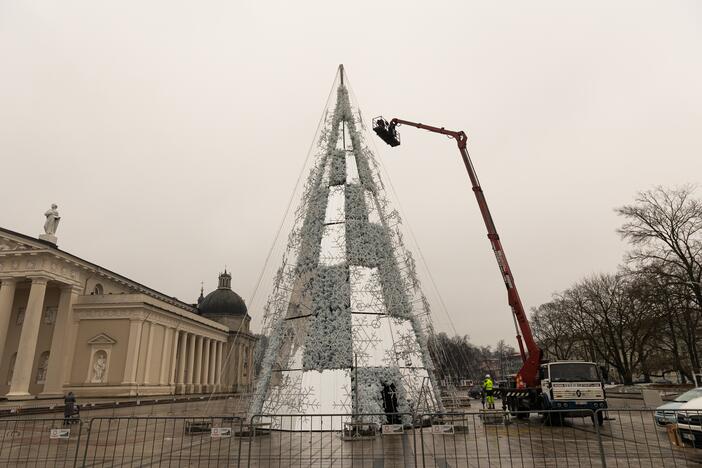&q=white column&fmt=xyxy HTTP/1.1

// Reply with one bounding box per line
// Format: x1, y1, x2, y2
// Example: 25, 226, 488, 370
177, 332, 188, 393
216, 341, 224, 389
0, 278, 17, 361
41, 285, 80, 397
208, 340, 216, 390
225, 341, 230, 390
7, 276, 49, 399
185, 333, 196, 393
213, 341, 220, 391
122, 319, 143, 385
159, 326, 173, 386
229, 343, 237, 390
61, 287, 83, 386
141, 322, 156, 384
247, 343, 253, 389
243, 345, 250, 389
169, 329, 180, 386
193, 336, 203, 393
202, 338, 211, 392
237, 343, 244, 392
